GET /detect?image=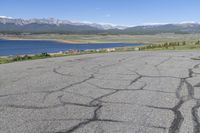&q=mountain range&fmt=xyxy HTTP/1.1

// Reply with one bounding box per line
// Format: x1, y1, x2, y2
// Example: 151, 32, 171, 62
1, 16, 200, 35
